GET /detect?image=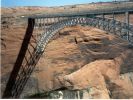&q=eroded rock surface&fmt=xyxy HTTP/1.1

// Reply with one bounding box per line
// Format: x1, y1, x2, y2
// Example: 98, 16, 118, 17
1, 12, 133, 98
21, 26, 133, 98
